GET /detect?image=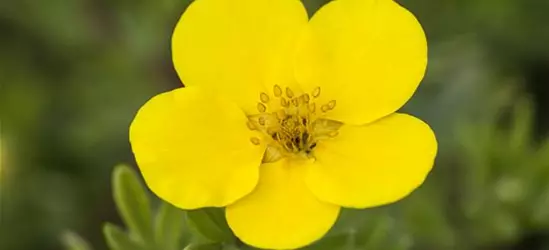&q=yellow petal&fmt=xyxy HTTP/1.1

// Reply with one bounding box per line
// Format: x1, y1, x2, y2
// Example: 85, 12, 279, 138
306, 113, 437, 208
226, 159, 340, 249
172, 0, 308, 114
295, 0, 427, 125
129, 87, 266, 209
